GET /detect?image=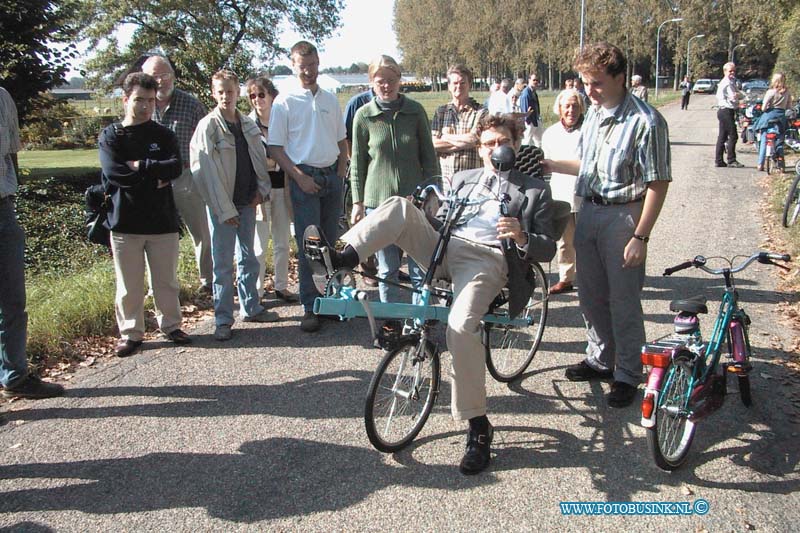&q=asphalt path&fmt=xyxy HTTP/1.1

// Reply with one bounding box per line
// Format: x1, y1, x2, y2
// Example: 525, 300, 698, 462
1, 94, 799, 532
